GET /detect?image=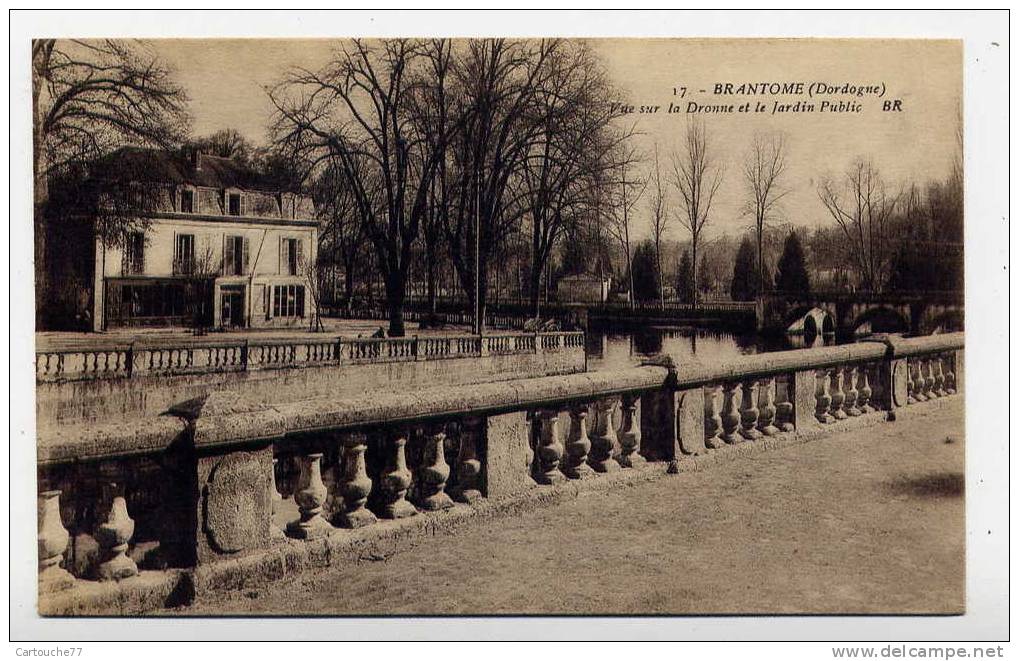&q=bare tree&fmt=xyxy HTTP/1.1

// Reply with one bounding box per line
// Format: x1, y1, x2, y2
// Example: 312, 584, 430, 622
671, 119, 724, 309
743, 133, 789, 293
604, 152, 647, 309
192, 128, 254, 164
648, 144, 670, 309
311, 163, 367, 312
269, 39, 454, 336
32, 39, 190, 325
817, 159, 901, 292
515, 41, 634, 317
